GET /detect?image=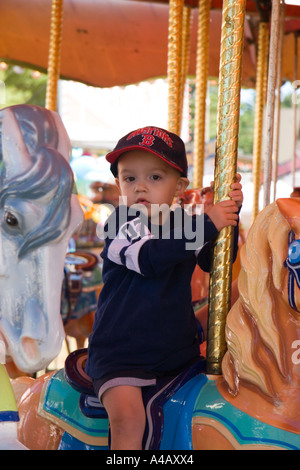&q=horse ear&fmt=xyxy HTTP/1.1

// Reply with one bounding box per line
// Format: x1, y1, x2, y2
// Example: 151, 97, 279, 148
276, 198, 300, 232
1, 107, 32, 179
49, 110, 72, 163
